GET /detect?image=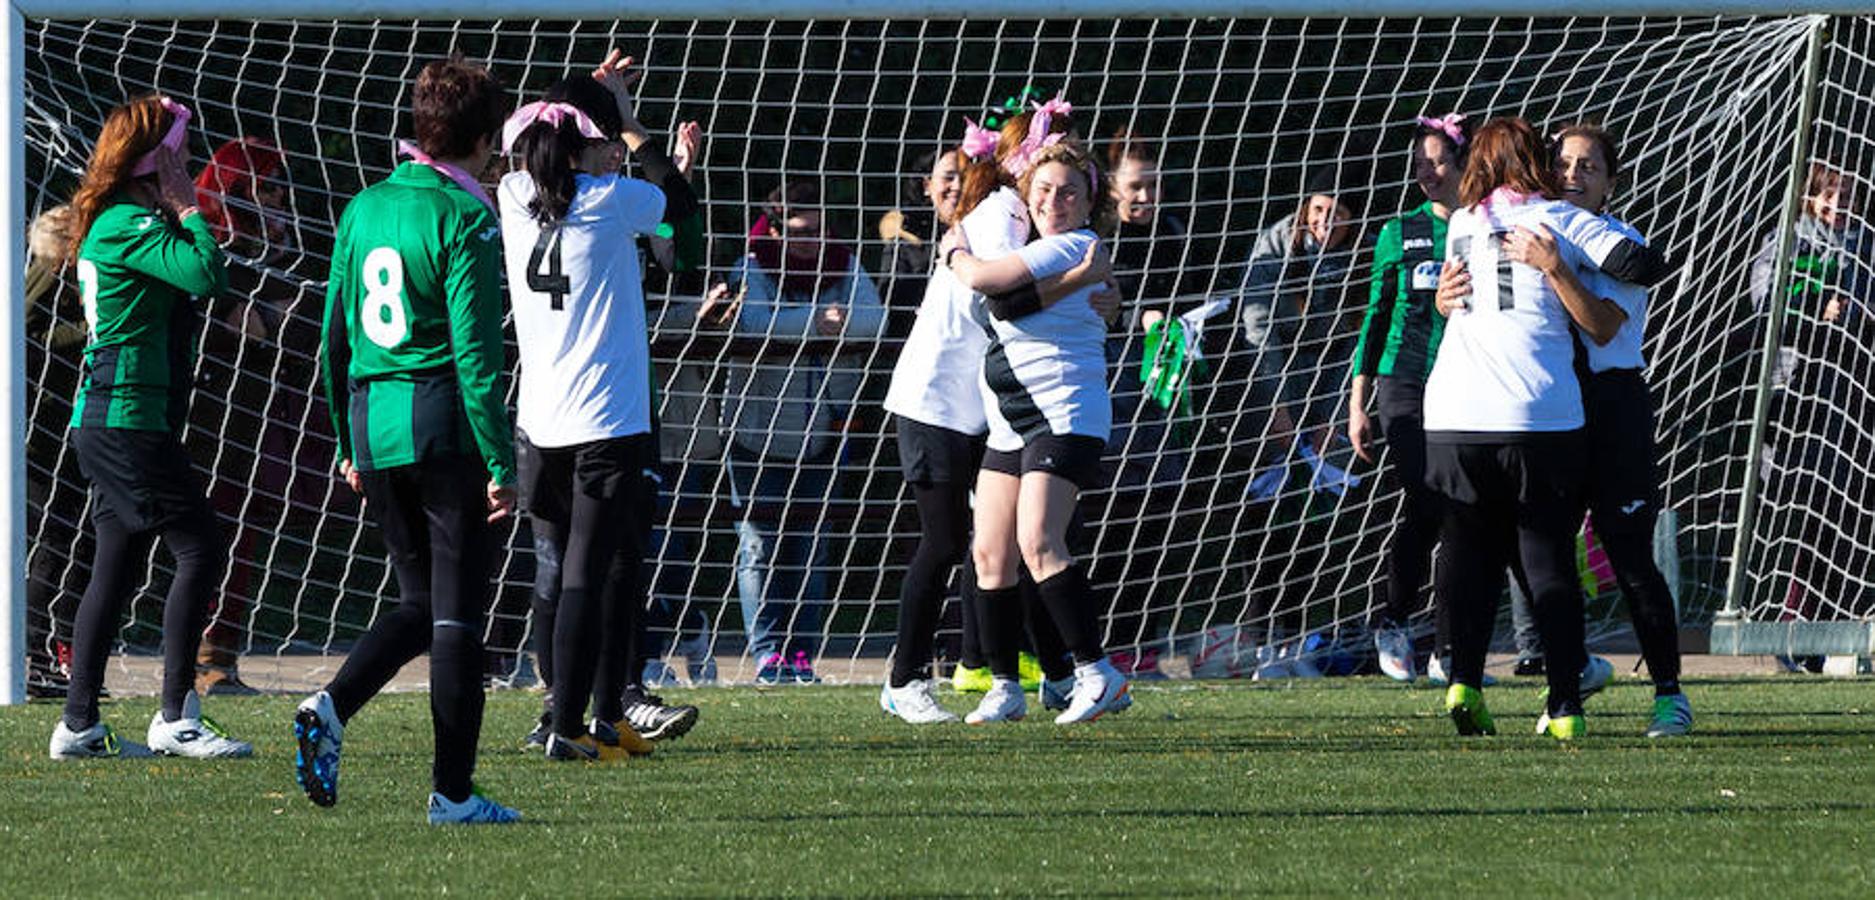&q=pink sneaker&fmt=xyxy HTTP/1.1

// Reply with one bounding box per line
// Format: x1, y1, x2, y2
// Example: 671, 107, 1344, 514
790, 650, 820, 684
755, 653, 790, 685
